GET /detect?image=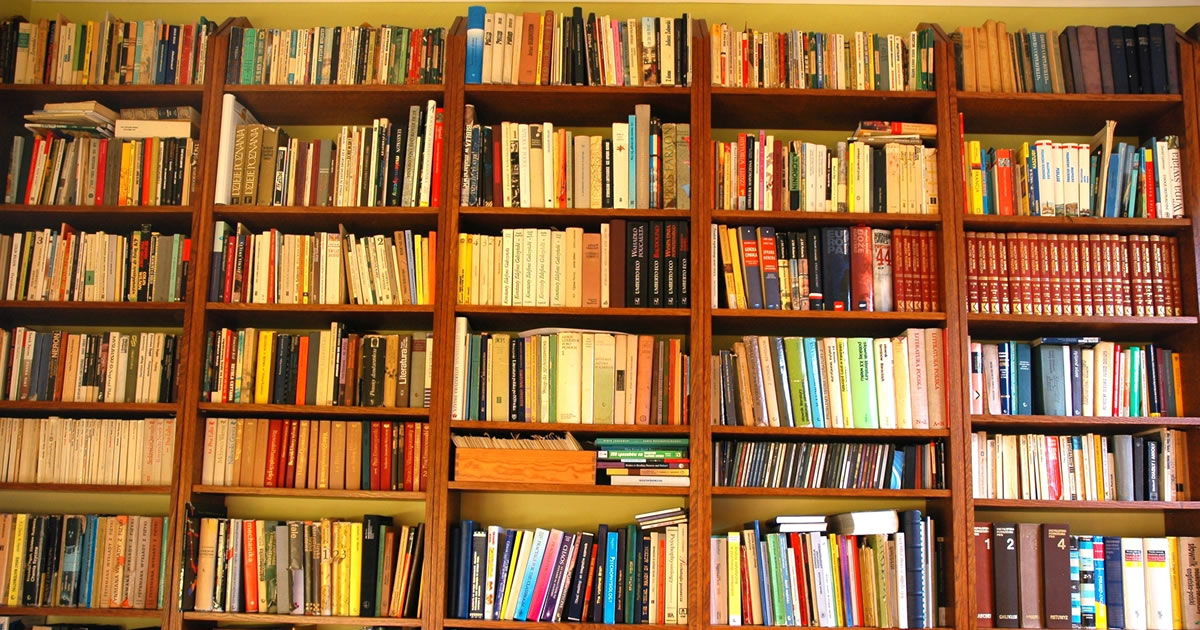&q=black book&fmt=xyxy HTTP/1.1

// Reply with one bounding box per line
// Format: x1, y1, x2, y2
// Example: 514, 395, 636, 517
359, 514, 391, 616
508, 337, 520, 421
330, 27, 343, 83
1066, 26, 1085, 94
678, 221, 690, 308
564, 531, 594, 622
1164, 24, 1179, 94
1135, 24, 1153, 94
1148, 23, 1168, 94
271, 332, 289, 404
480, 125, 494, 206
571, 8, 587, 86
305, 332, 320, 405
992, 523, 1020, 627
447, 524, 461, 615
1132, 435, 1146, 501
602, 138, 613, 207
627, 221, 648, 306
561, 15, 573, 85
806, 228, 824, 309
820, 226, 850, 311
163, 334, 179, 403
1145, 437, 1160, 501
591, 524, 609, 622
872, 145, 886, 211
1123, 26, 1141, 94
40, 515, 62, 605
226, 28, 243, 83
1162, 349, 1178, 416
403, 523, 426, 617
586, 13, 602, 86
1146, 343, 1162, 415
1058, 30, 1075, 93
